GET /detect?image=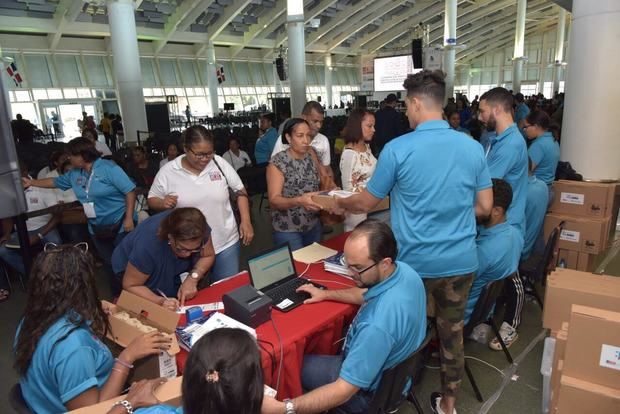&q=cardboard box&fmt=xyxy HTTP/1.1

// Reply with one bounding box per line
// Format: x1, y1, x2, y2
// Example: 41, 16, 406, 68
544, 212, 612, 254
557, 249, 598, 272
102, 290, 181, 381
577, 251, 598, 272
542, 268, 620, 332
550, 180, 620, 219
550, 324, 569, 413
563, 305, 620, 389
556, 375, 620, 414
68, 376, 182, 413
